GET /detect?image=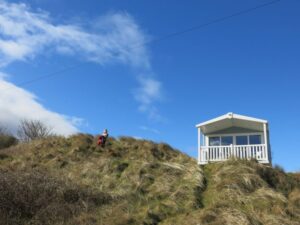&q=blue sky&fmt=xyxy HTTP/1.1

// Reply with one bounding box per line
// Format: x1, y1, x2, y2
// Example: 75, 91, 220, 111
0, 0, 299, 171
